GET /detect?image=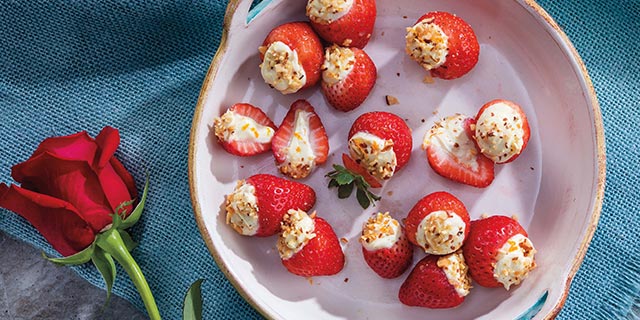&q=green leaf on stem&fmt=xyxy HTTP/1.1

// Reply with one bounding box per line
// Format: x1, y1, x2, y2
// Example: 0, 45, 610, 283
325, 164, 382, 209
121, 173, 149, 229
119, 230, 138, 252
43, 244, 95, 266
91, 246, 117, 303
183, 279, 205, 320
